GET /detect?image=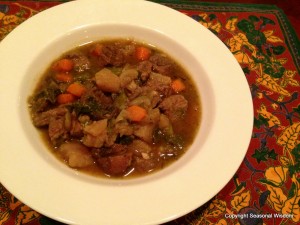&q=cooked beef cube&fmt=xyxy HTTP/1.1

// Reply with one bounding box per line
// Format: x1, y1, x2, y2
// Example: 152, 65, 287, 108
79, 87, 113, 107
29, 81, 61, 113
97, 43, 129, 67
100, 45, 114, 64
33, 107, 68, 127
73, 86, 116, 120
107, 144, 128, 155
68, 53, 91, 72
133, 156, 161, 173
59, 142, 94, 168
70, 117, 83, 137
92, 144, 128, 159
137, 60, 153, 81
97, 153, 132, 176
48, 116, 68, 145
159, 95, 188, 121
146, 72, 172, 96
154, 64, 173, 76
95, 68, 121, 93
150, 53, 174, 75
30, 97, 49, 113
97, 44, 118, 66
